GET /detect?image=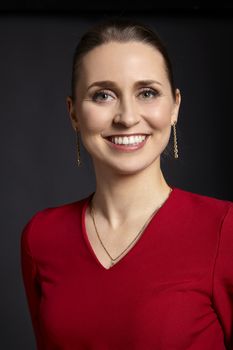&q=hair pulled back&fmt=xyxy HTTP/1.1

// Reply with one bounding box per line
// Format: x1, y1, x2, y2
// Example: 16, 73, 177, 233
71, 18, 176, 100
